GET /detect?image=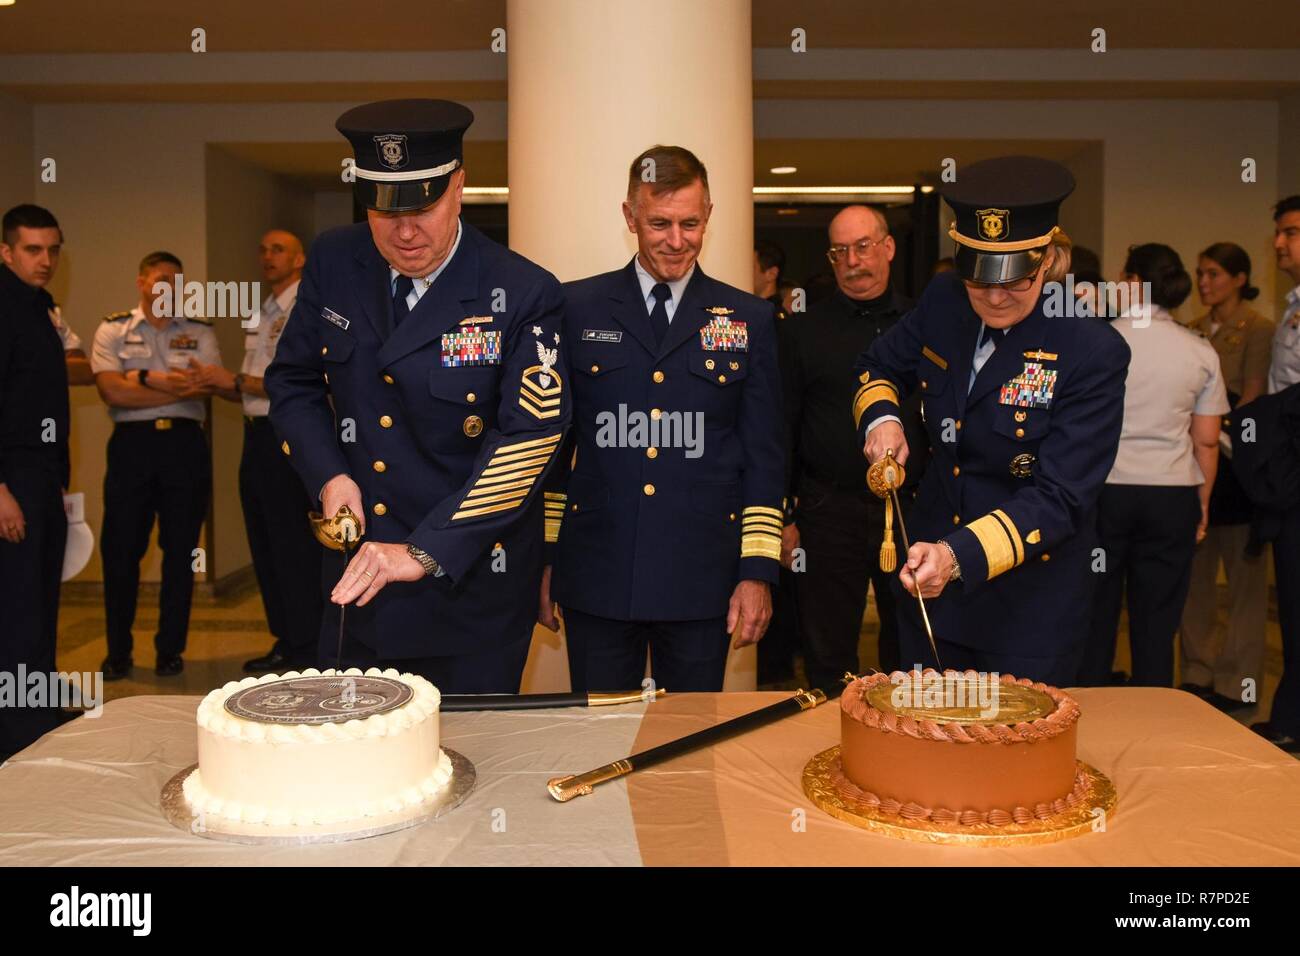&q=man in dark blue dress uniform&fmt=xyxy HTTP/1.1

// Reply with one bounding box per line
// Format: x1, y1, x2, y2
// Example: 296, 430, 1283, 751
265, 100, 570, 693
539, 145, 784, 693
854, 157, 1131, 685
